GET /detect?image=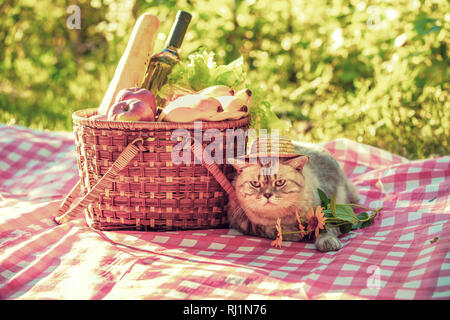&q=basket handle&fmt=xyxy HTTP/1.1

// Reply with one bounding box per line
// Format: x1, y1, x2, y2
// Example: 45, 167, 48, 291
55, 135, 239, 225
191, 138, 238, 204
54, 137, 146, 224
